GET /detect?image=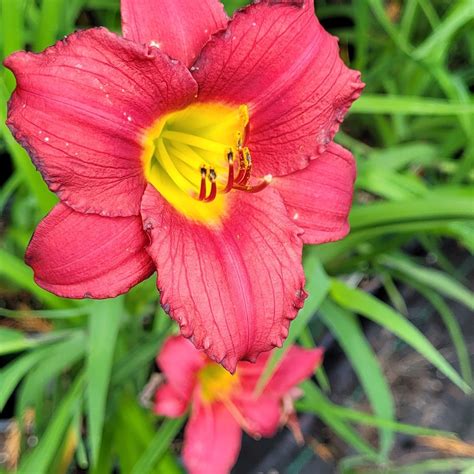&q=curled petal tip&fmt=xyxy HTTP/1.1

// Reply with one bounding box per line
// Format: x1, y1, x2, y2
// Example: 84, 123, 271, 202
203, 336, 212, 350
220, 356, 237, 374
273, 337, 284, 348
180, 325, 193, 338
